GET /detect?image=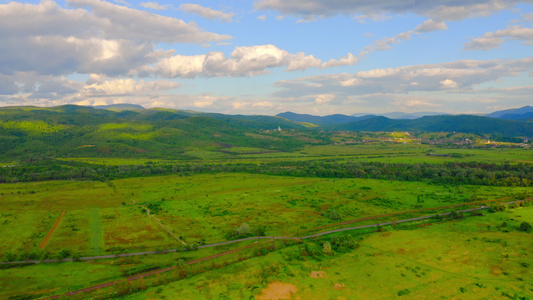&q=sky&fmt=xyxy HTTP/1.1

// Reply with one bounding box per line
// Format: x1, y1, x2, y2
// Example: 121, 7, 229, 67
0, 0, 532, 116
